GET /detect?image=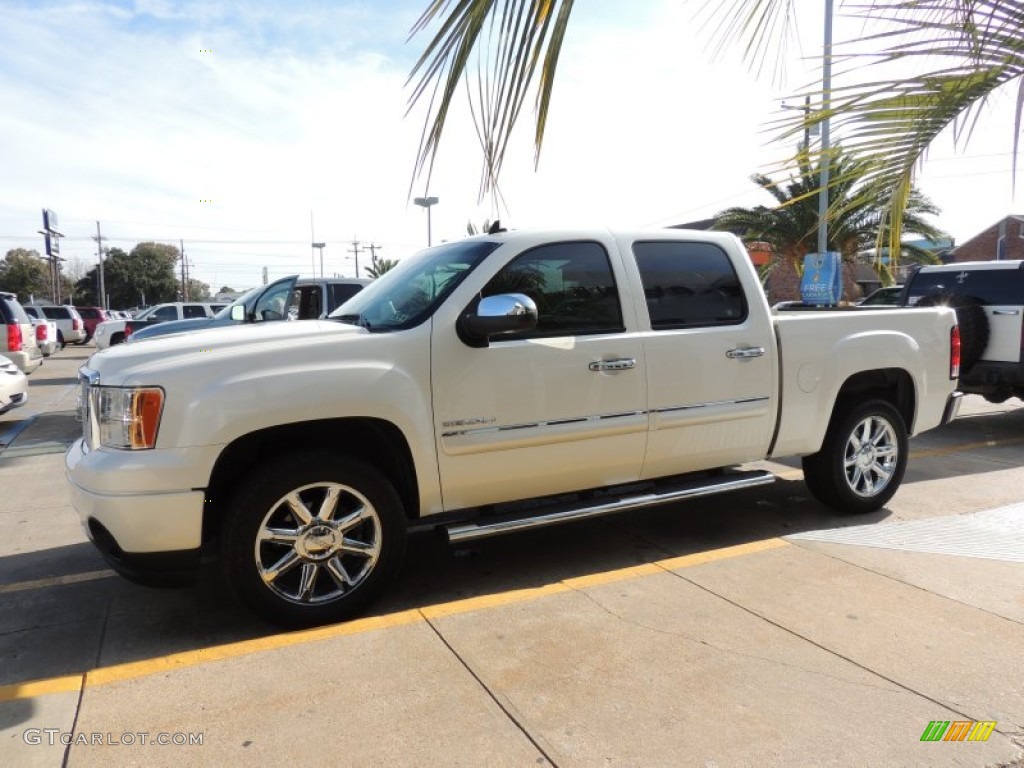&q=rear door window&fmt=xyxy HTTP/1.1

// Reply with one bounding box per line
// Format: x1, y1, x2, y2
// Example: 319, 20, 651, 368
632, 241, 747, 329
183, 305, 207, 319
